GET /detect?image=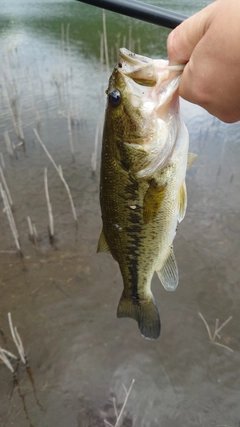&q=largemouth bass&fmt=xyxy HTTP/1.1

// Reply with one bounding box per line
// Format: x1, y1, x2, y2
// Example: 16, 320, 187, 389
98, 48, 195, 340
